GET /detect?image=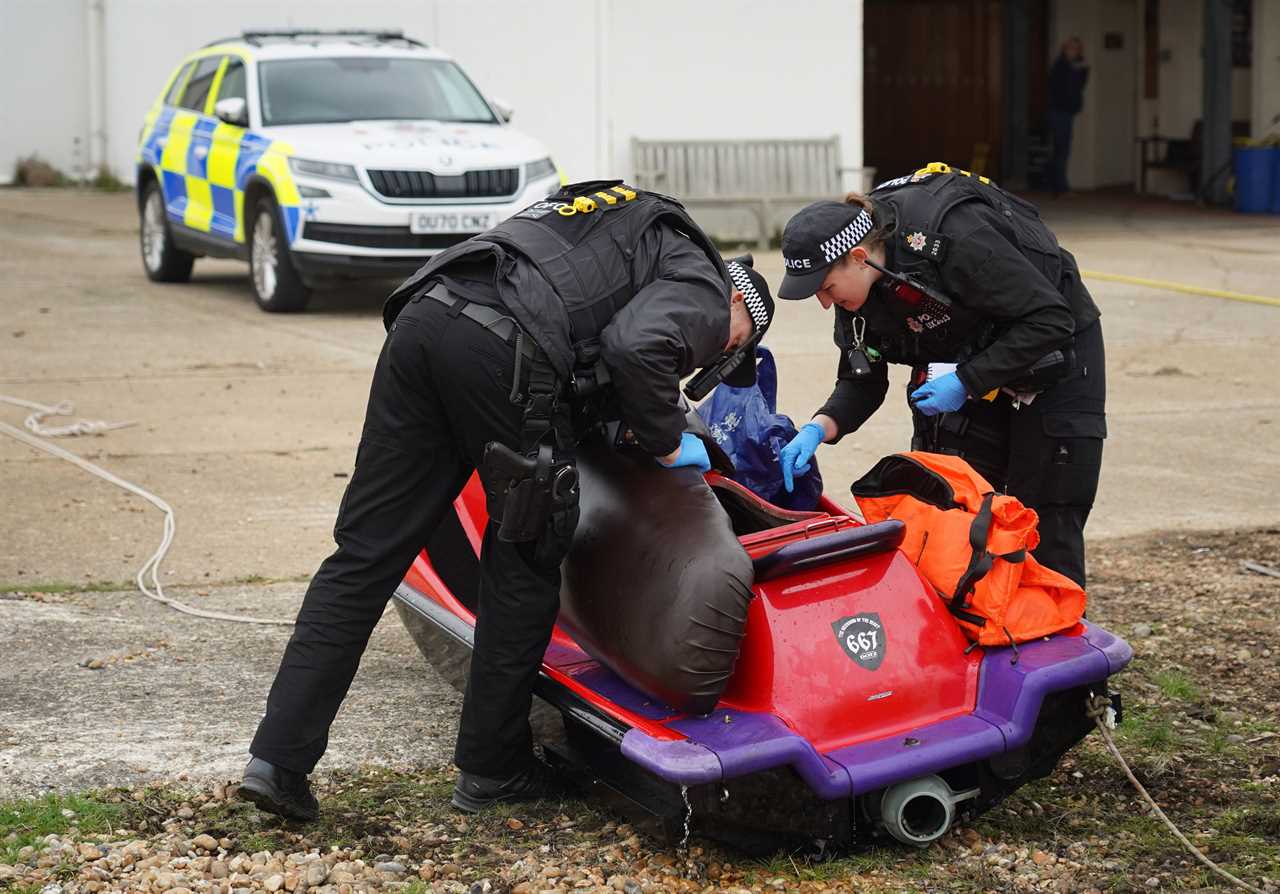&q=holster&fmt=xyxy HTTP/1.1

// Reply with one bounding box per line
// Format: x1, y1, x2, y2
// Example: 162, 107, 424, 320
483, 343, 582, 563
482, 441, 579, 543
